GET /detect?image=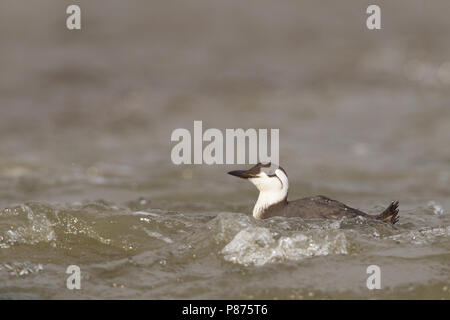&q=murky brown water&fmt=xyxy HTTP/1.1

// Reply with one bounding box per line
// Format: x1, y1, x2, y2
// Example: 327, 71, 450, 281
0, 0, 449, 299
